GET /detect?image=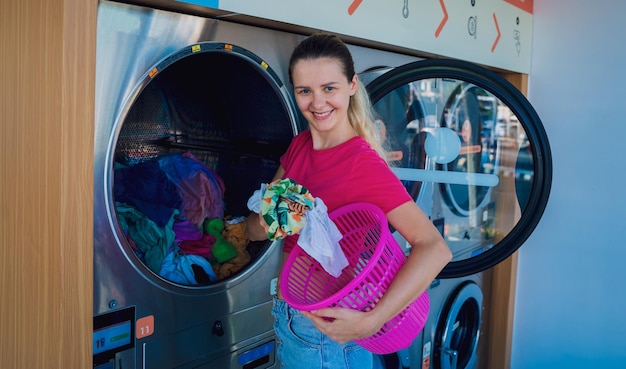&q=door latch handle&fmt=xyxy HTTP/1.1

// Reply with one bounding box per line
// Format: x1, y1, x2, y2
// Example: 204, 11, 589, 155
441, 347, 458, 369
